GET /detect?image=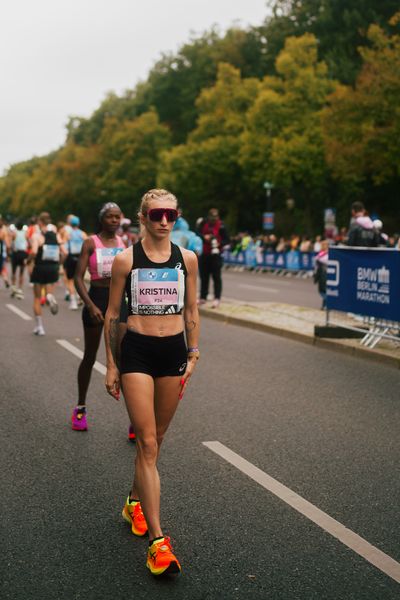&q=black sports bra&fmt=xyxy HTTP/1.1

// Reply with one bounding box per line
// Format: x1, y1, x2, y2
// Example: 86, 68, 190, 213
125, 241, 187, 316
